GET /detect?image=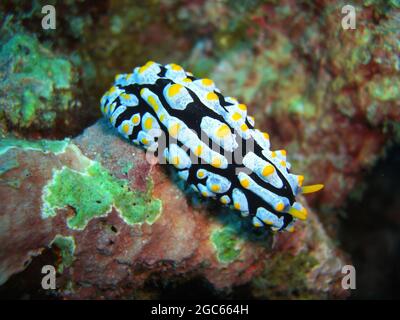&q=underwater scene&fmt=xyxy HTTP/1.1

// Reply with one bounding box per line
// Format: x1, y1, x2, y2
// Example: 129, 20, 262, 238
0, 0, 399, 301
